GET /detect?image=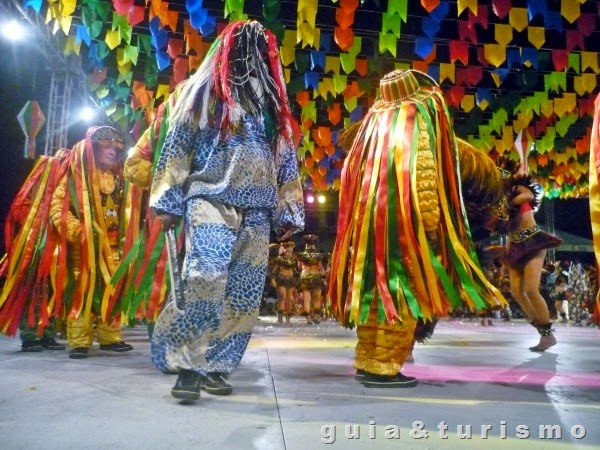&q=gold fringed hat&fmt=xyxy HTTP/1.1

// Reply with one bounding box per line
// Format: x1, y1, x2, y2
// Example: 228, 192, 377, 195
91, 126, 125, 150
378, 69, 438, 105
